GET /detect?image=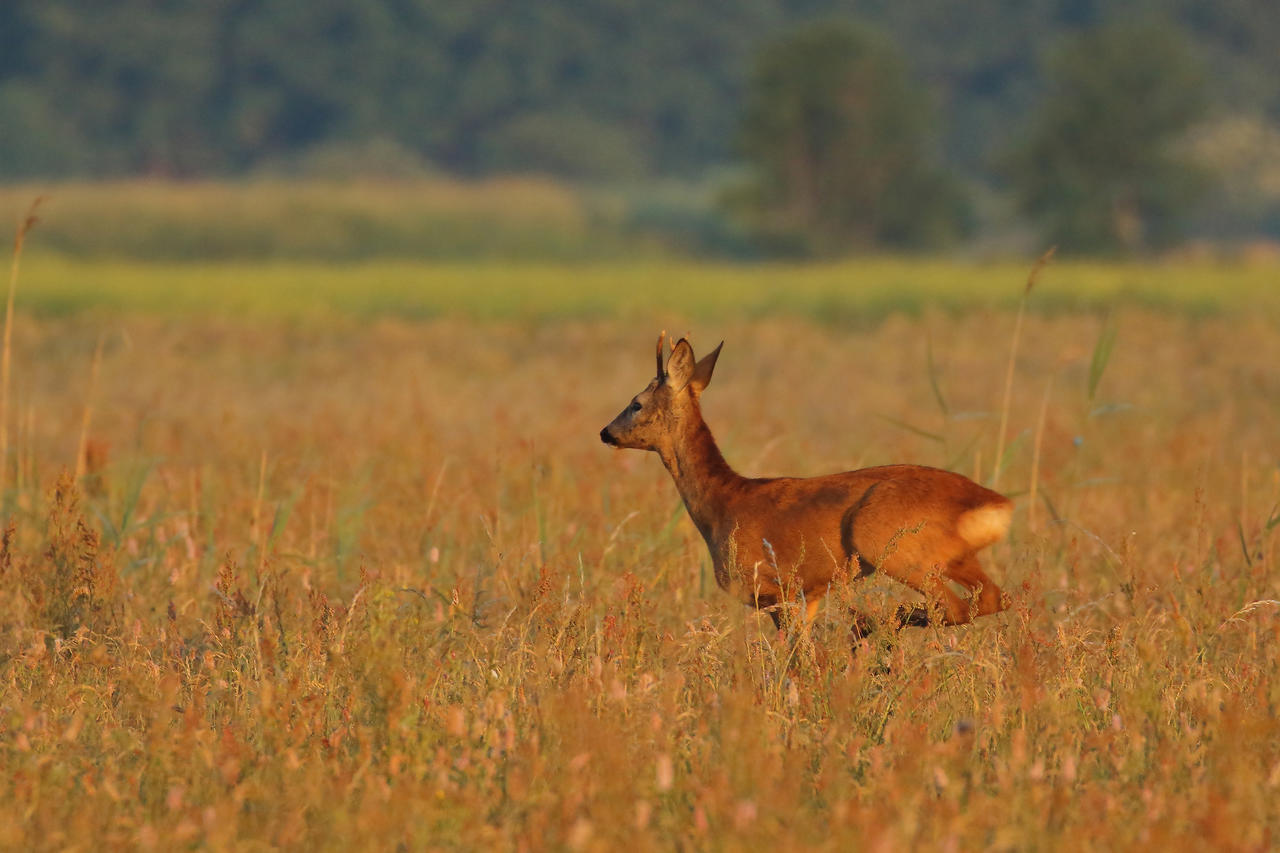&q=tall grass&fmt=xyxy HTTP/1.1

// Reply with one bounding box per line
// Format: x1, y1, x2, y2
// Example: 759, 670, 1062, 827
991, 247, 1053, 488
1, 297, 1277, 848
1, 199, 42, 503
